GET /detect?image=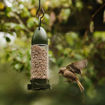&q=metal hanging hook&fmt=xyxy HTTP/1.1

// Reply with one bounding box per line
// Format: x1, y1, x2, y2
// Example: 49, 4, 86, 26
36, 0, 45, 30
38, 17, 41, 30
